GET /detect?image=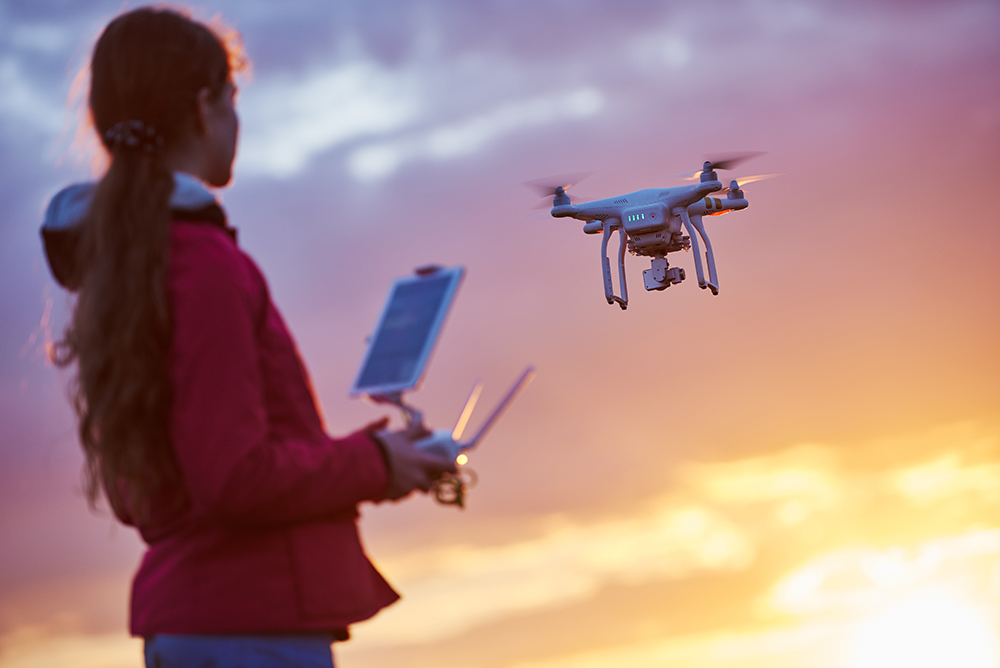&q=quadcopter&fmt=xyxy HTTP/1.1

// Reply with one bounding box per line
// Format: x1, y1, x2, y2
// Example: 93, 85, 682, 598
535, 154, 769, 309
